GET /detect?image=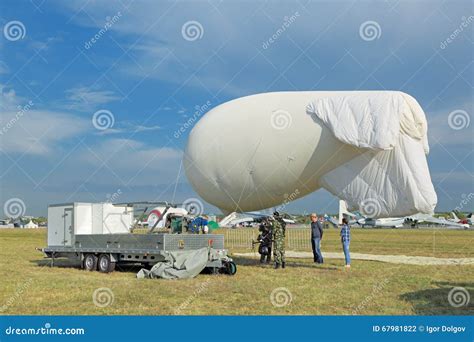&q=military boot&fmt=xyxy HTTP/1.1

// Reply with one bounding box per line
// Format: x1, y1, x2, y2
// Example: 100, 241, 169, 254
274, 262, 280, 269
282, 262, 286, 269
